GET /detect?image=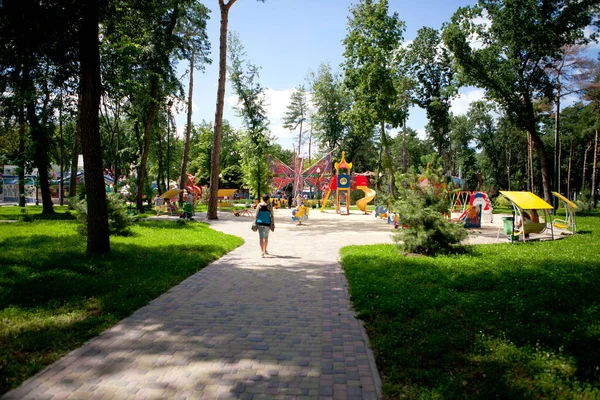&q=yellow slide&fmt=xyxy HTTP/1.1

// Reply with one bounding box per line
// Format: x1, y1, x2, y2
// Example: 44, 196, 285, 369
320, 189, 331, 212
356, 186, 376, 213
